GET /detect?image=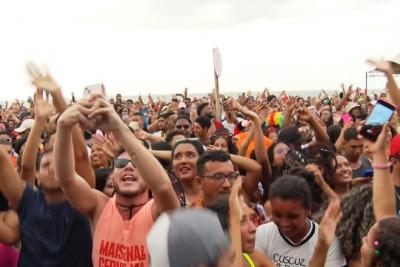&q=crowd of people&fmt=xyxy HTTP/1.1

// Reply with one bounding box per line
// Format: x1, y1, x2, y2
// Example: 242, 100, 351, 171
0, 58, 400, 267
